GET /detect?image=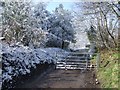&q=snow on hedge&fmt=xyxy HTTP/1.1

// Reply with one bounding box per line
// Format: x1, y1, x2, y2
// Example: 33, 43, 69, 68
1, 43, 69, 88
